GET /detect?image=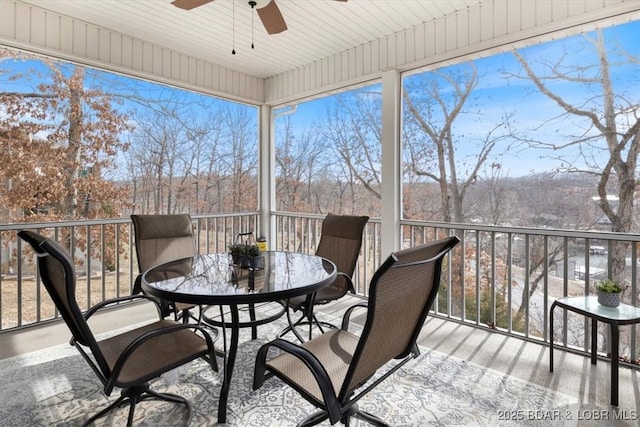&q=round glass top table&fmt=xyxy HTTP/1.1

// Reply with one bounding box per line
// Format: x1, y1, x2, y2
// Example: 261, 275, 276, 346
142, 251, 336, 424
